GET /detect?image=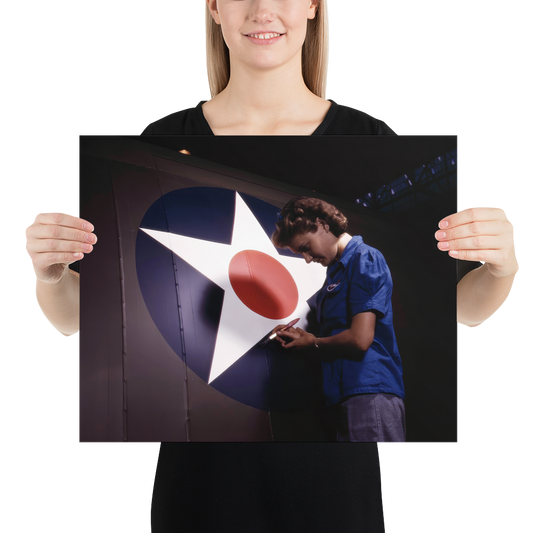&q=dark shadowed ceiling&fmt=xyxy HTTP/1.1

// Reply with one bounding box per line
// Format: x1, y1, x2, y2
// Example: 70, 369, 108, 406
138, 136, 456, 202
